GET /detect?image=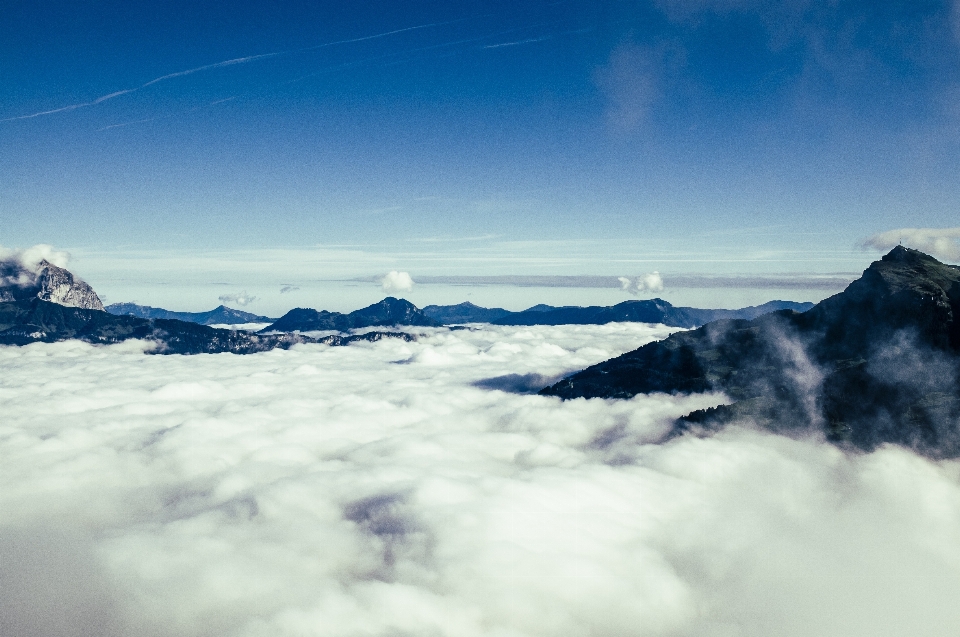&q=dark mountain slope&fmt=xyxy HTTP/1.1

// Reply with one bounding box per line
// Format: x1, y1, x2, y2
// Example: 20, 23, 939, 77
263, 297, 440, 333
541, 247, 960, 458
422, 302, 512, 324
